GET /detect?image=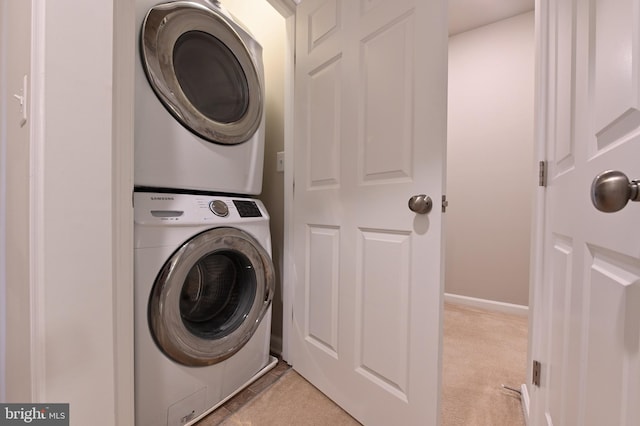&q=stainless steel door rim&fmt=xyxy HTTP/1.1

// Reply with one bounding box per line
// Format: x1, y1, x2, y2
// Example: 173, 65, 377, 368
149, 227, 274, 366
141, 0, 263, 145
